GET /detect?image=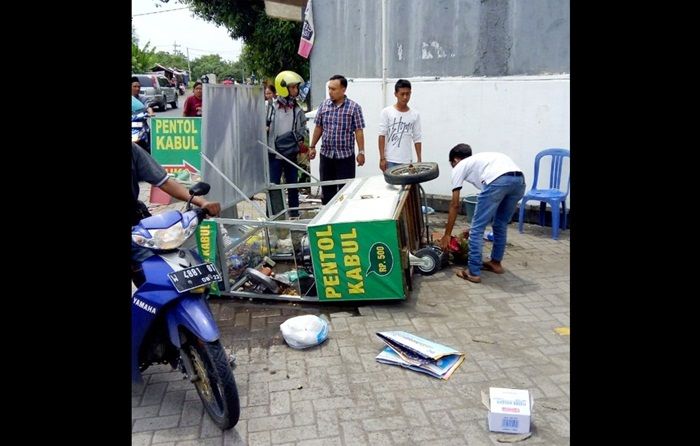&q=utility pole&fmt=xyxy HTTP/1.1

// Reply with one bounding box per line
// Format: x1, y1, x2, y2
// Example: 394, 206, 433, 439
173, 41, 181, 54
186, 47, 192, 76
